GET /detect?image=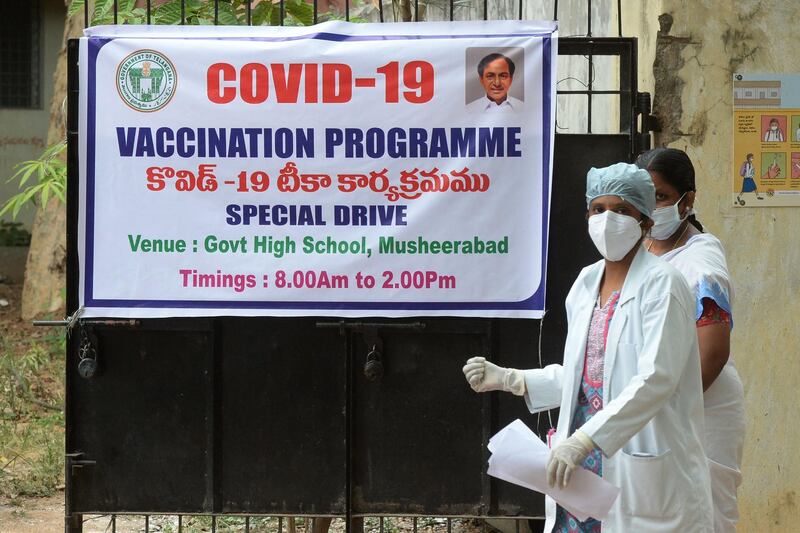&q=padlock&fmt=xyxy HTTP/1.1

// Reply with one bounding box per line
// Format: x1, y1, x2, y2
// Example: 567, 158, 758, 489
364, 347, 384, 381
78, 357, 98, 379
